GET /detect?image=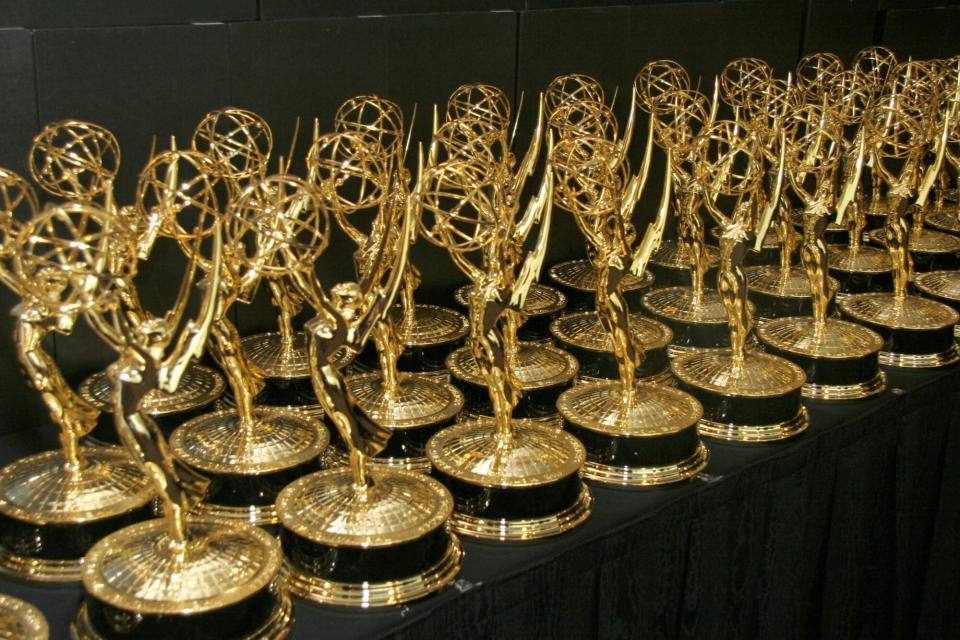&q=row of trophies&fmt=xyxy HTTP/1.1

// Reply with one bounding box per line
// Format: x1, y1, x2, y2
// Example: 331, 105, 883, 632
0, 44, 958, 638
